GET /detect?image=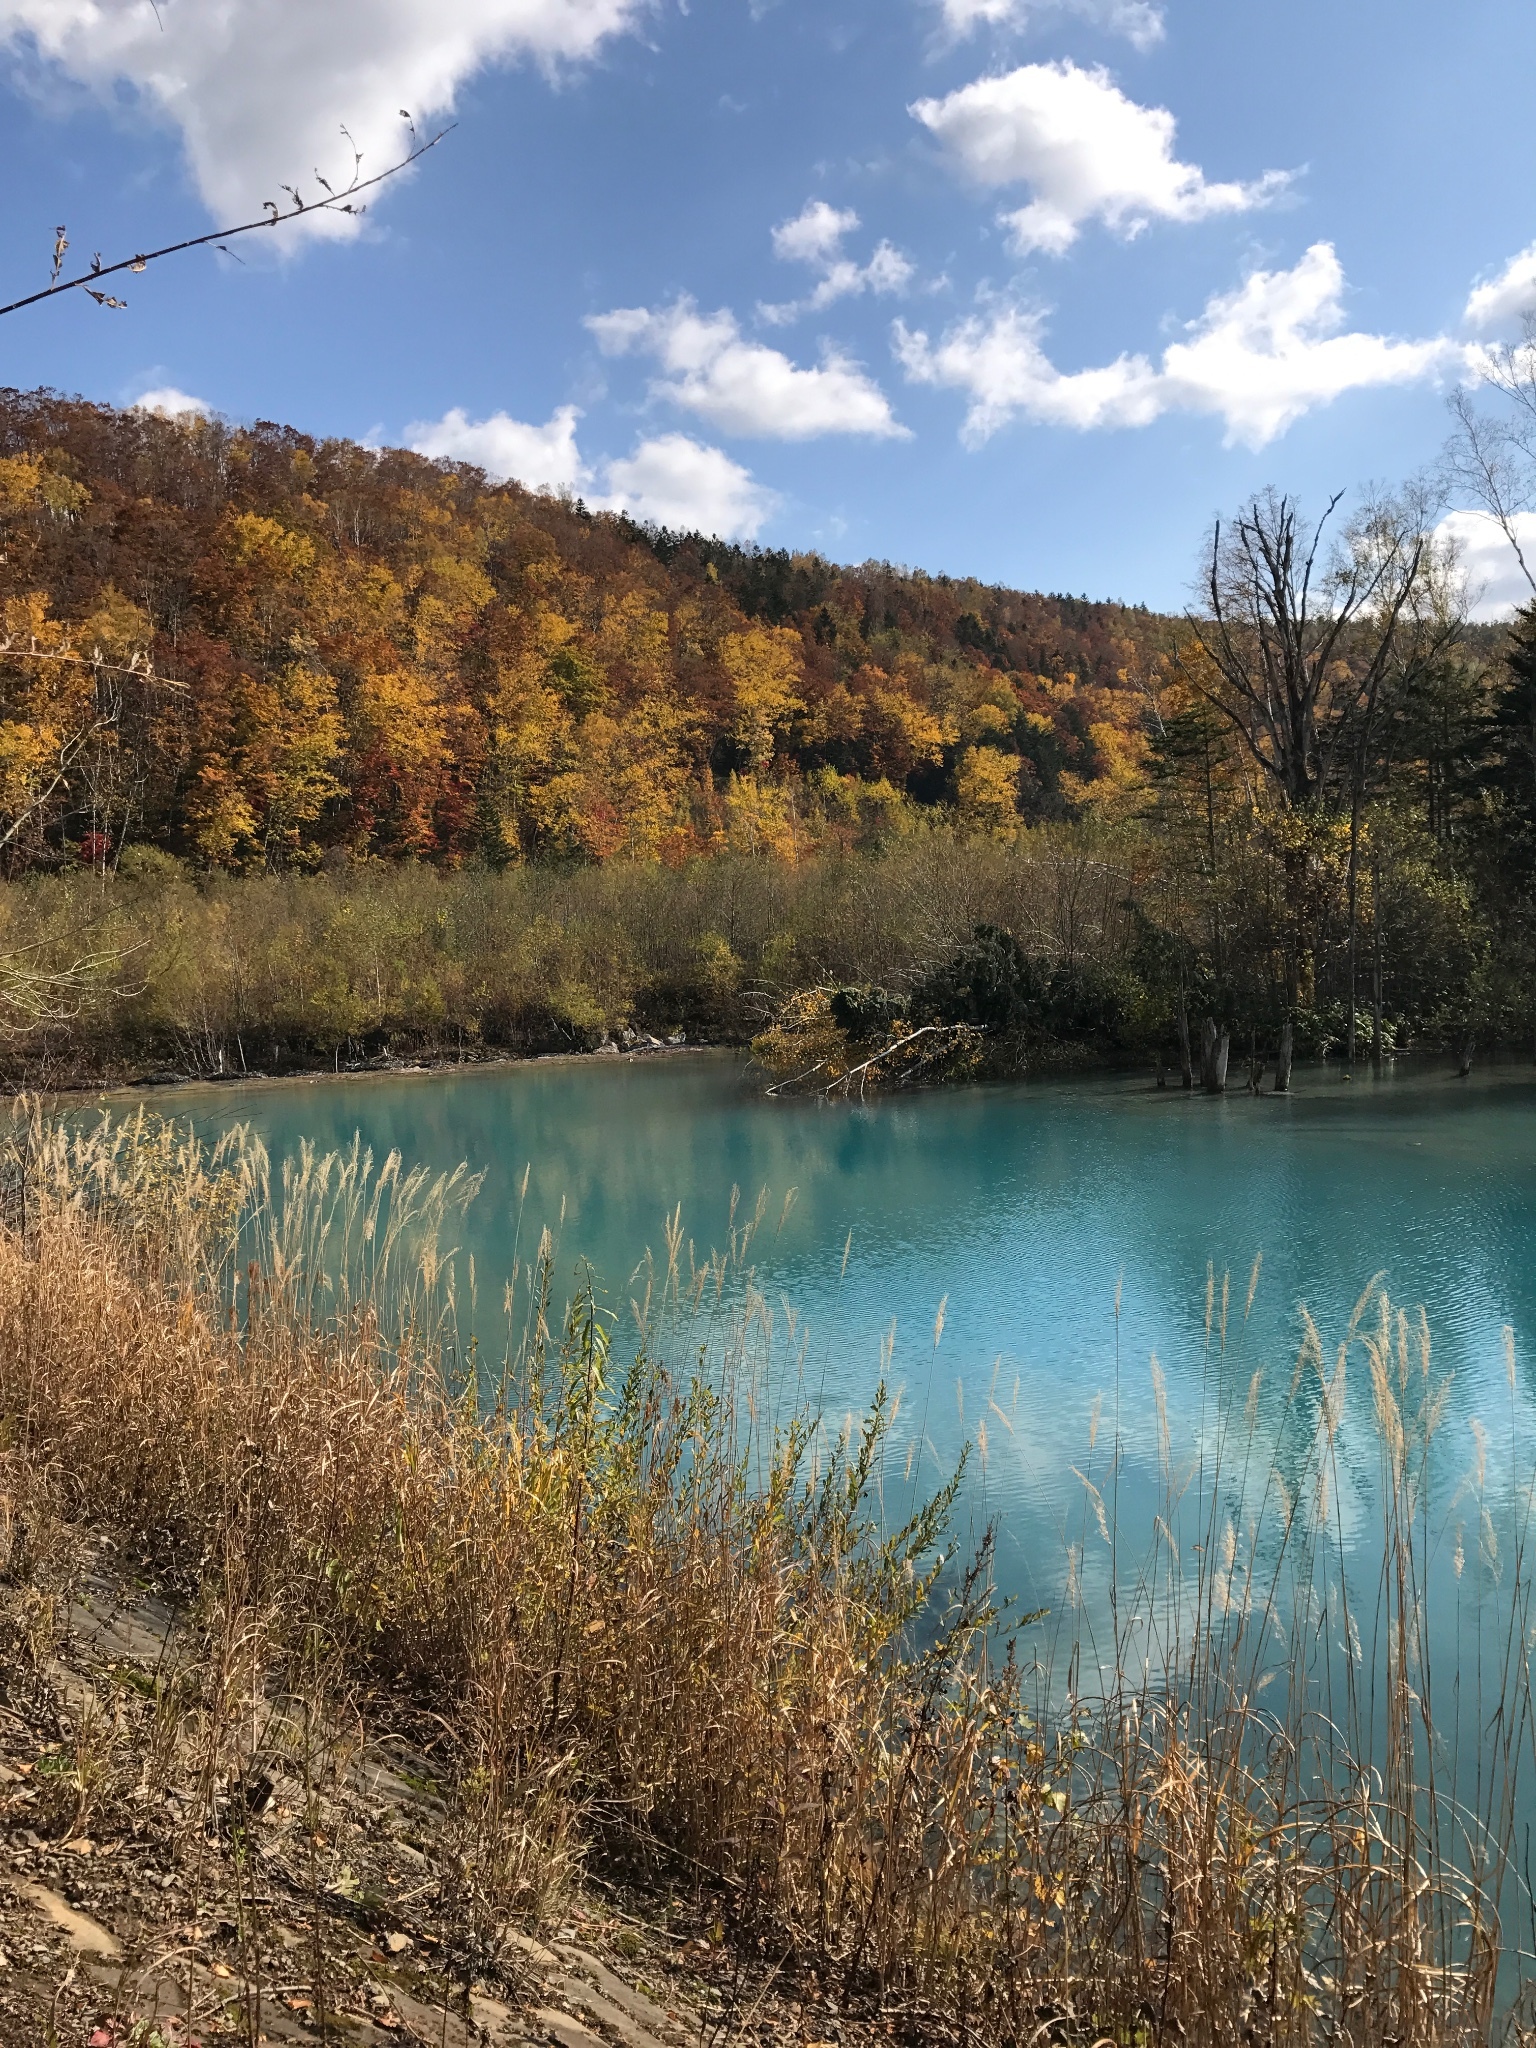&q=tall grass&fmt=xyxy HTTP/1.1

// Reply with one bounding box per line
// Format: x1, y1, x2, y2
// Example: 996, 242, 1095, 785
0, 826, 1139, 1078
0, 1105, 1532, 2044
